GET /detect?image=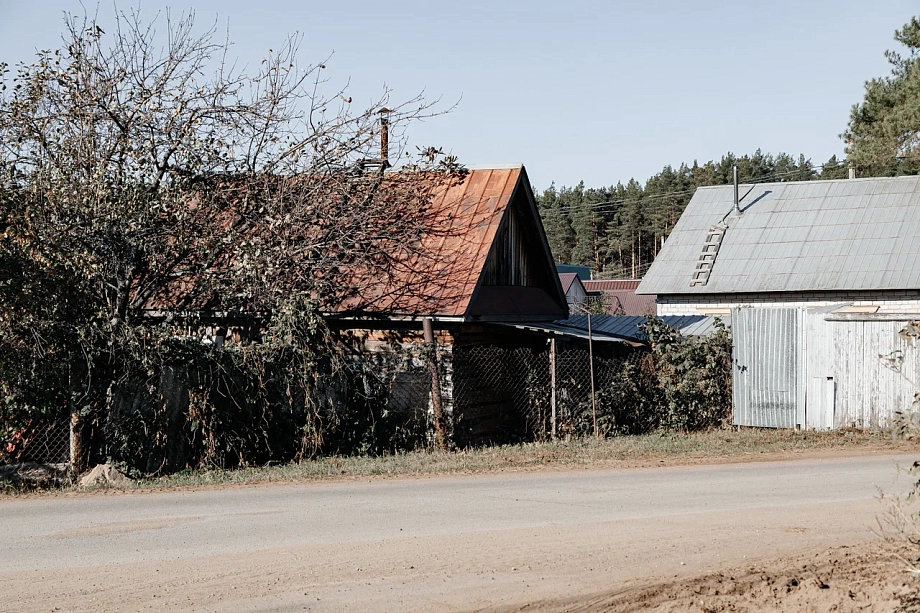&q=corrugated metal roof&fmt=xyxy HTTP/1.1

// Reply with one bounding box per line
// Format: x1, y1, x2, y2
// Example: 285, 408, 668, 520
581, 279, 656, 316
561, 314, 729, 342
149, 165, 567, 320
603, 291, 657, 316
583, 279, 642, 291
342, 165, 553, 317
637, 176, 920, 295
